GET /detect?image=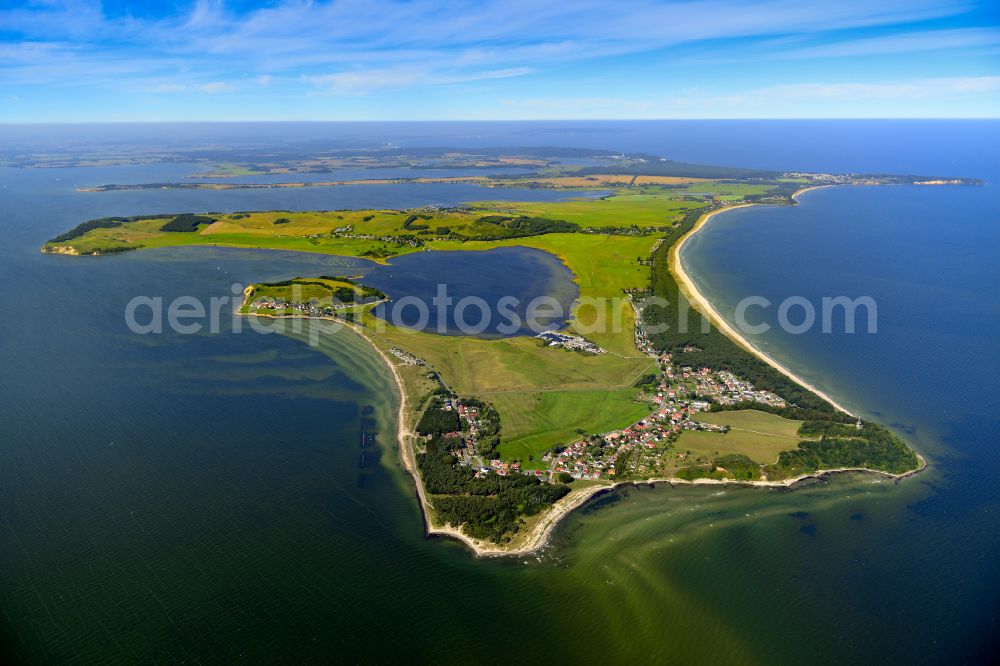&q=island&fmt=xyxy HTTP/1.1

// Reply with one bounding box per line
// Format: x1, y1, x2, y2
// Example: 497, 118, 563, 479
43, 149, 950, 555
